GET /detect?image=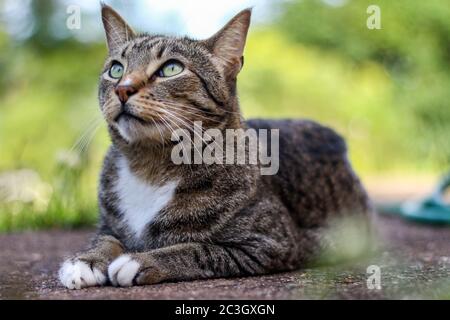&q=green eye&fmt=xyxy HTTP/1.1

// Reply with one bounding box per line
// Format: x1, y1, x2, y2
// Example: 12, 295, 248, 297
158, 61, 184, 77
109, 62, 124, 79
